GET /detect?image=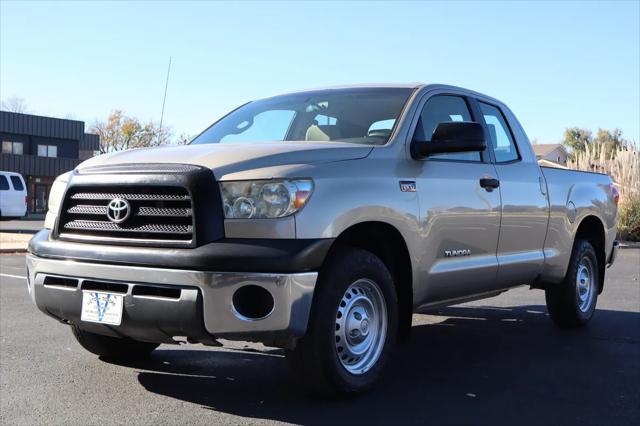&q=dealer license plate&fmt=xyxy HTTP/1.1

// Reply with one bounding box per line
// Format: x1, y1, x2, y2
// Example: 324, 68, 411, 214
81, 291, 123, 326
